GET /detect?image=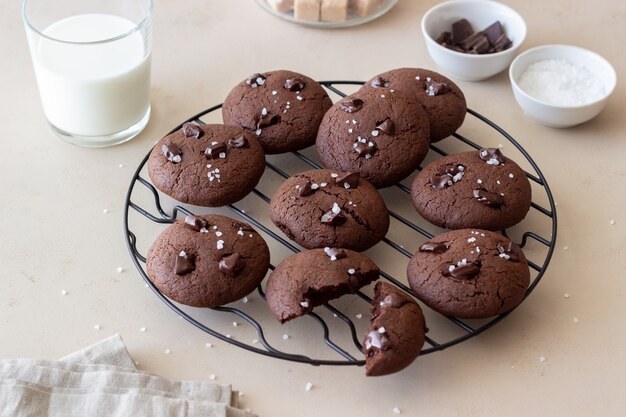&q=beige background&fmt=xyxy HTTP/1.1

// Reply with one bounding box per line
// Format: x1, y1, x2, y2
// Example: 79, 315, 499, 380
1, 0, 625, 416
